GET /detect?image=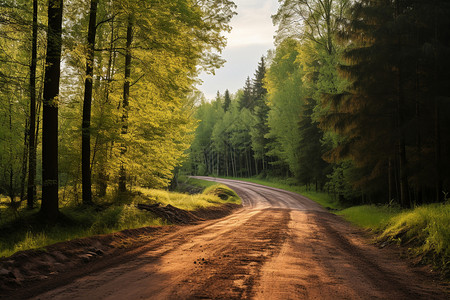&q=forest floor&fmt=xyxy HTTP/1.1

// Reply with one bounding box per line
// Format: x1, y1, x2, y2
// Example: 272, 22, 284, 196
1, 178, 449, 299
